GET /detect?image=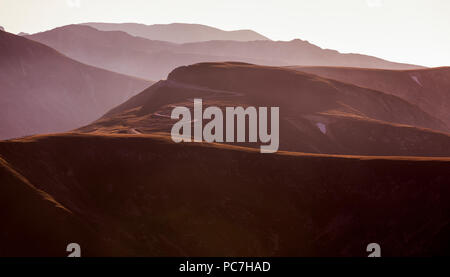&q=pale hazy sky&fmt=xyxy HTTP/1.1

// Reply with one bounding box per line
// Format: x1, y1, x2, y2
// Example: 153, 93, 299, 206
1, 0, 449, 67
